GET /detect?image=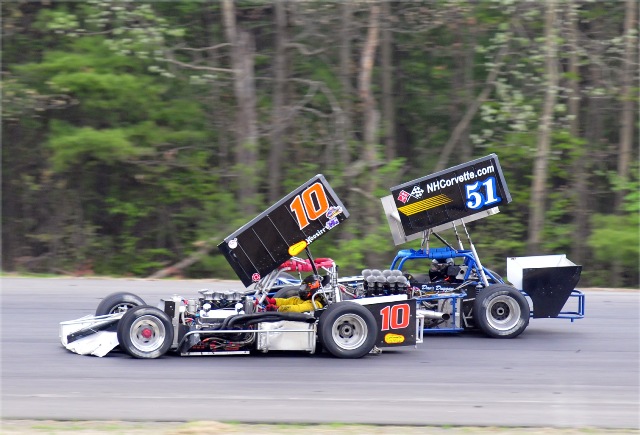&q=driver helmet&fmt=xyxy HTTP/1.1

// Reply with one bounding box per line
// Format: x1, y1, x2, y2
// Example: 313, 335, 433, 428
299, 274, 322, 300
